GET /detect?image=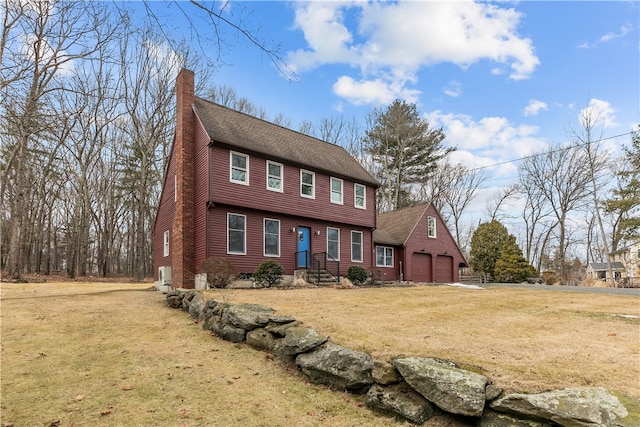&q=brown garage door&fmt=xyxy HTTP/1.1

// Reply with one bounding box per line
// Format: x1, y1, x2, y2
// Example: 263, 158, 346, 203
411, 253, 432, 283
434, 255, 453, 283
